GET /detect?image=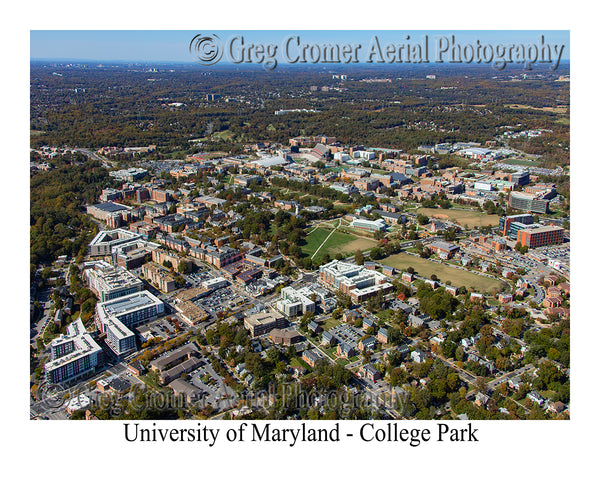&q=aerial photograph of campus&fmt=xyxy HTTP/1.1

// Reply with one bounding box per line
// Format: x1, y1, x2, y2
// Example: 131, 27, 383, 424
30, 30, 571, 421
